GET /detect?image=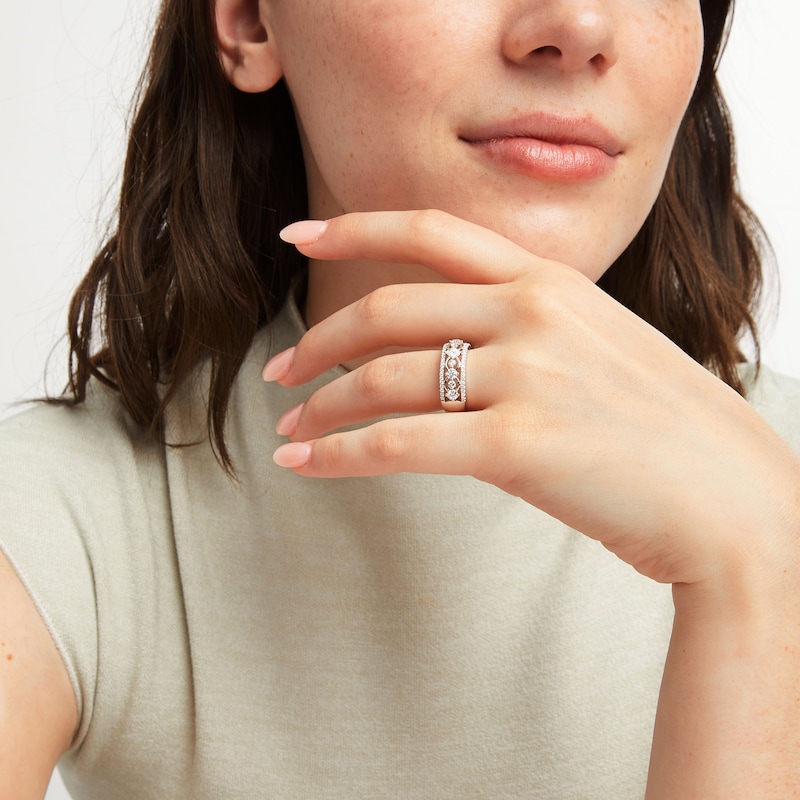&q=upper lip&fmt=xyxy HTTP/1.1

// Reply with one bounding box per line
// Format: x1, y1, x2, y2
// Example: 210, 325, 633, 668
459, 112, 623, 157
